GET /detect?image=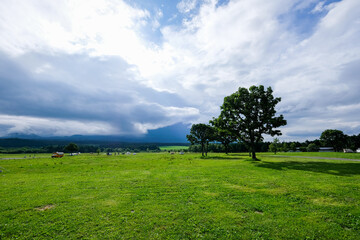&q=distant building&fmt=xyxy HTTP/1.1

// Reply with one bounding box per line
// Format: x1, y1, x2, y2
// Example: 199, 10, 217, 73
319, 147, 334, 152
